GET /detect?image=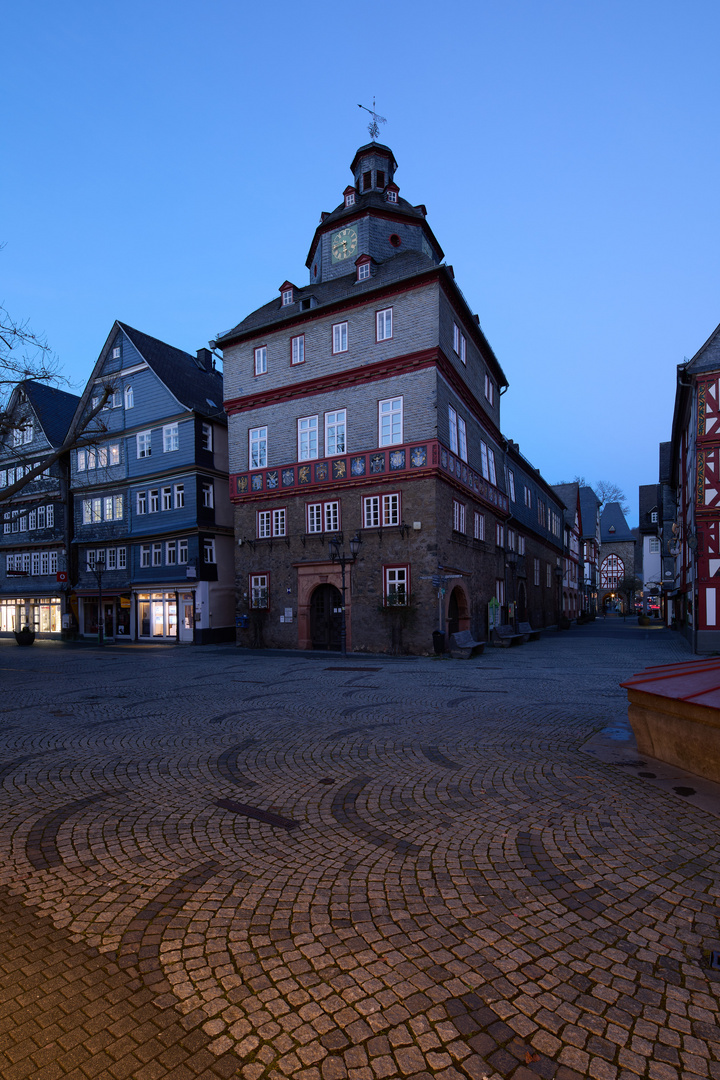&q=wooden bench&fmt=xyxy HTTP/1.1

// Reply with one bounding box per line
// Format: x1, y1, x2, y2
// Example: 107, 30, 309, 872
492, 624, 526, 647
449, 630, 486, 659
518, 621, 541, 641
